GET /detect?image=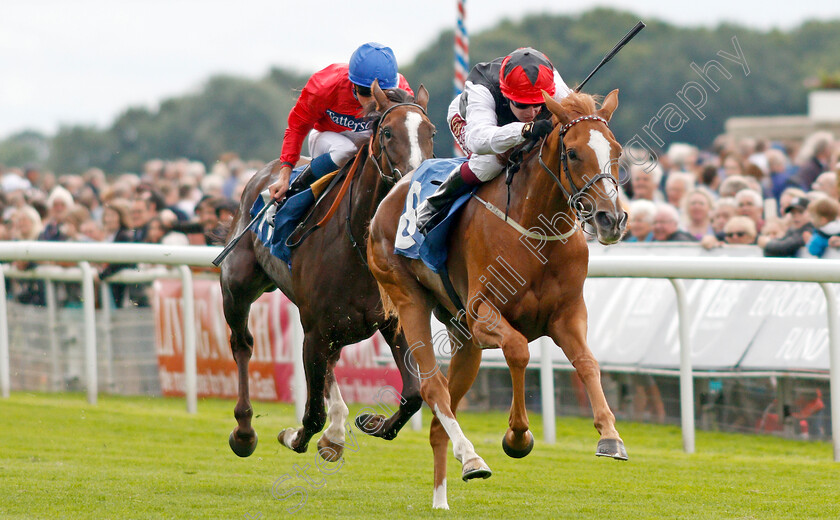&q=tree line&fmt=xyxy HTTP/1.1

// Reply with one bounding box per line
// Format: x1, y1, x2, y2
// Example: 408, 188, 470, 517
3, 8, 840, 175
